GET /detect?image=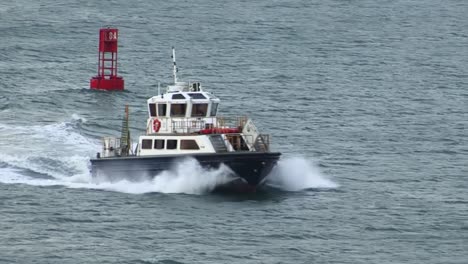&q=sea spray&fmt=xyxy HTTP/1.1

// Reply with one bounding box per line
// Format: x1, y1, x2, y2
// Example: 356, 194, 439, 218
74, 158, 236, 195
0, 156, 236, 195
0, 116, 99, 182
0, 116, 99, 185
266, 156, 338, 191
149, 158, 235, 194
